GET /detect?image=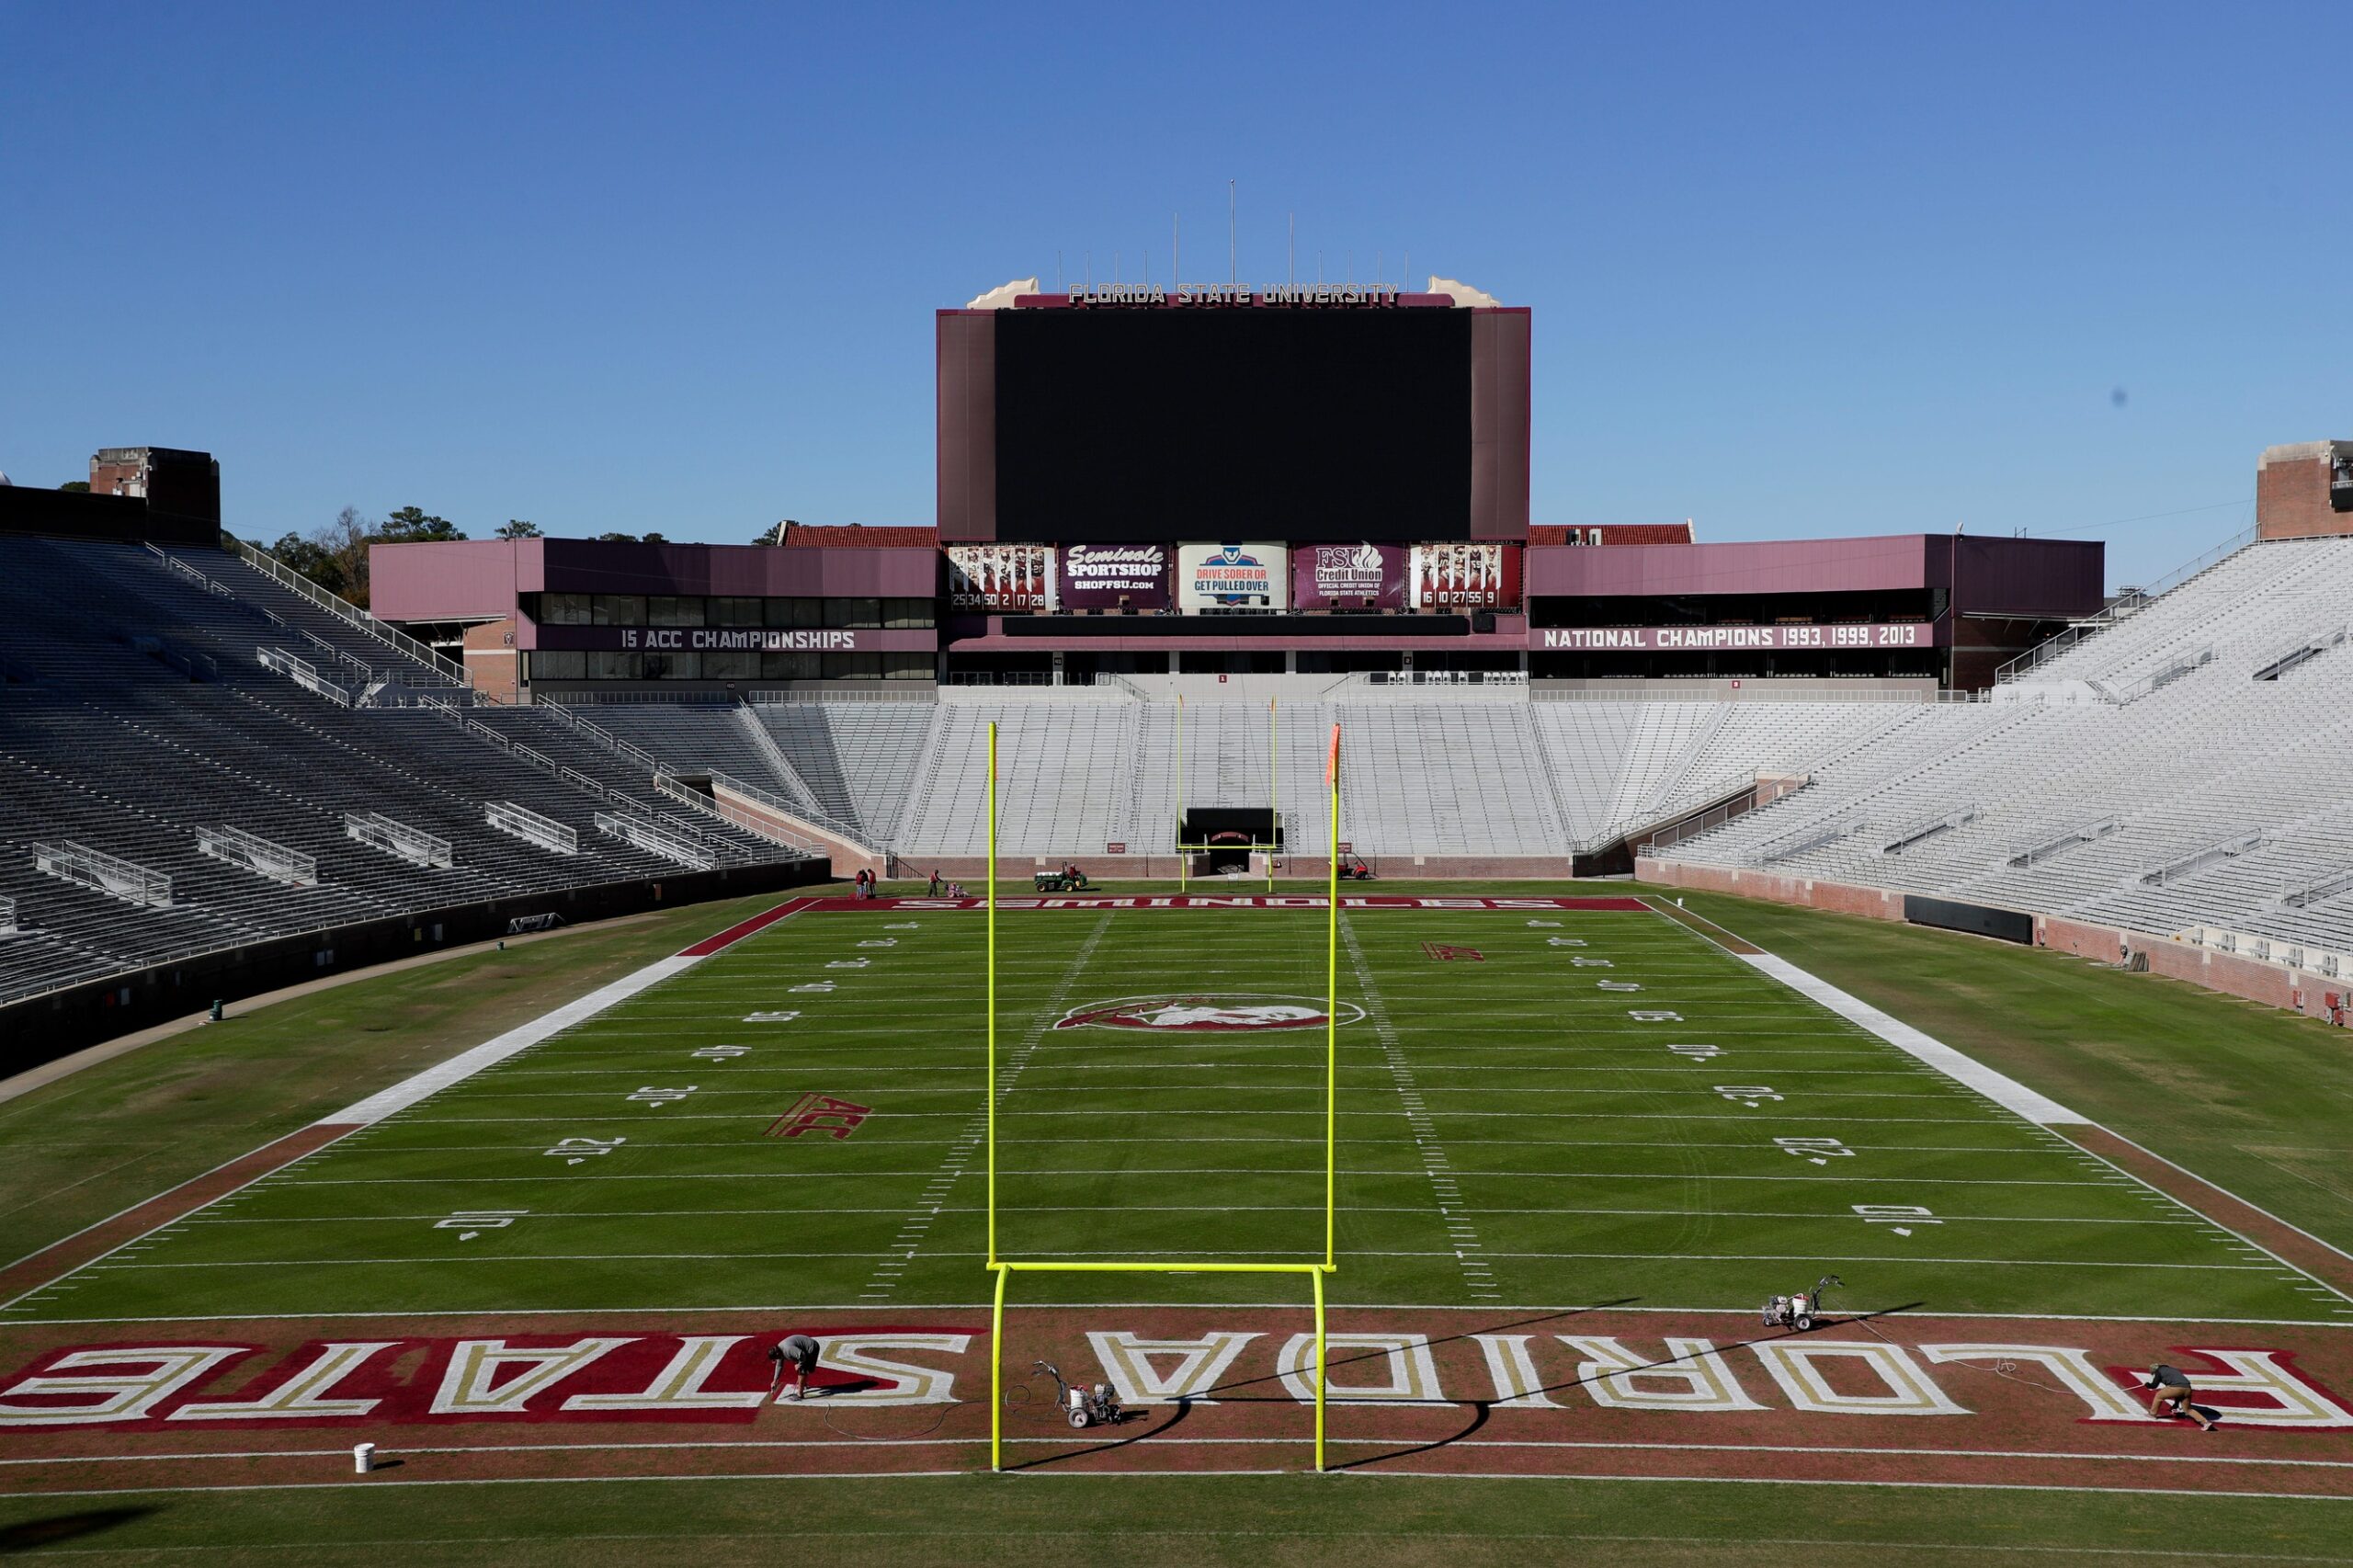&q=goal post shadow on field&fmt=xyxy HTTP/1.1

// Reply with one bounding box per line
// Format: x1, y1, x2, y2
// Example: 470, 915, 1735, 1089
983, 715, 1343, 1472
